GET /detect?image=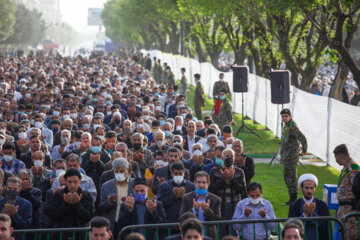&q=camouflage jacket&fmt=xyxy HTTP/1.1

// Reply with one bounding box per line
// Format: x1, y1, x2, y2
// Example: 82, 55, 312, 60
193, 83, 205, 105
